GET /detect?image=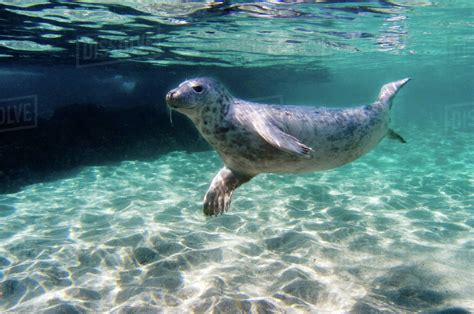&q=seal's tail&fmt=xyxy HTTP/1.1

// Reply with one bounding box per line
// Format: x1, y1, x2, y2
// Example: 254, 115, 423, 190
377, 78, 411, 109
377, 78, 411, 144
